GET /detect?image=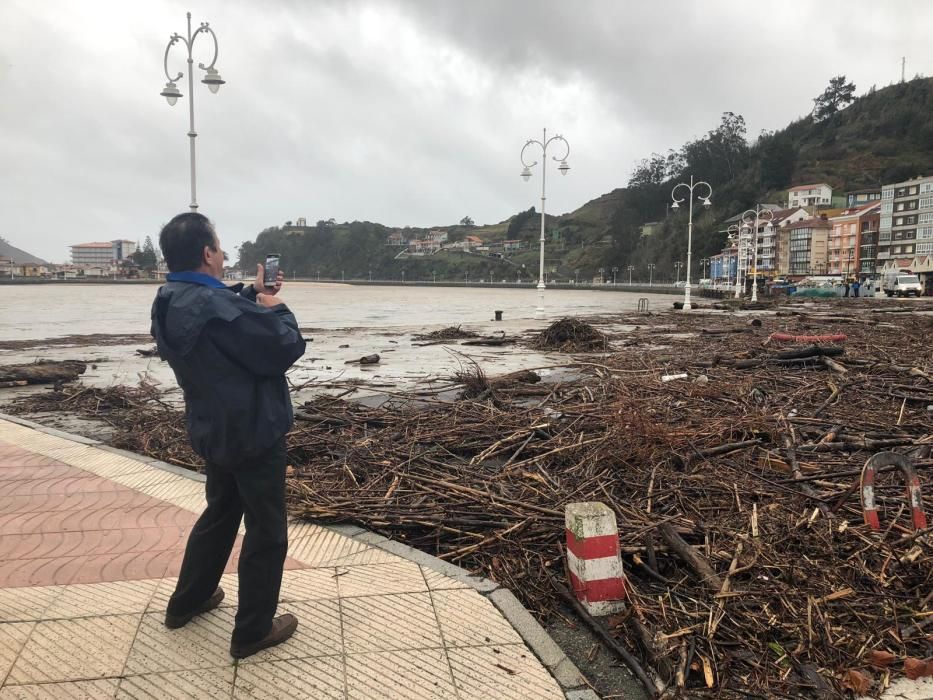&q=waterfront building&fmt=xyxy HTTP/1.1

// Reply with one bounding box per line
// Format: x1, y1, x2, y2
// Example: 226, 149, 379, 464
785, 217, 831, 278
827, 202, 881, 278
877, 175, 933, 270
70, 240, 137, 268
